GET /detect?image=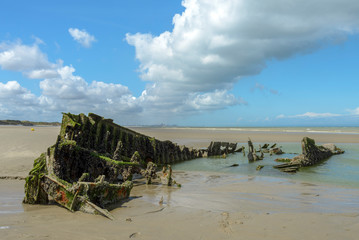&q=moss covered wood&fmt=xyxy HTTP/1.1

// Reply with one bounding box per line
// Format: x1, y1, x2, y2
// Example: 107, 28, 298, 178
23, 153, 48, 204
24, 112, 203, 218
57, 113, 201, 164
